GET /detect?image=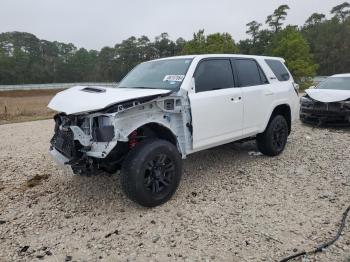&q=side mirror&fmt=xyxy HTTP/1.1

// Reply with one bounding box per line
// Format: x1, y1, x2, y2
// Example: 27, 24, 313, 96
190, 77, 196, 91
292, 82, 299, 94
293, 83, 300, 91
